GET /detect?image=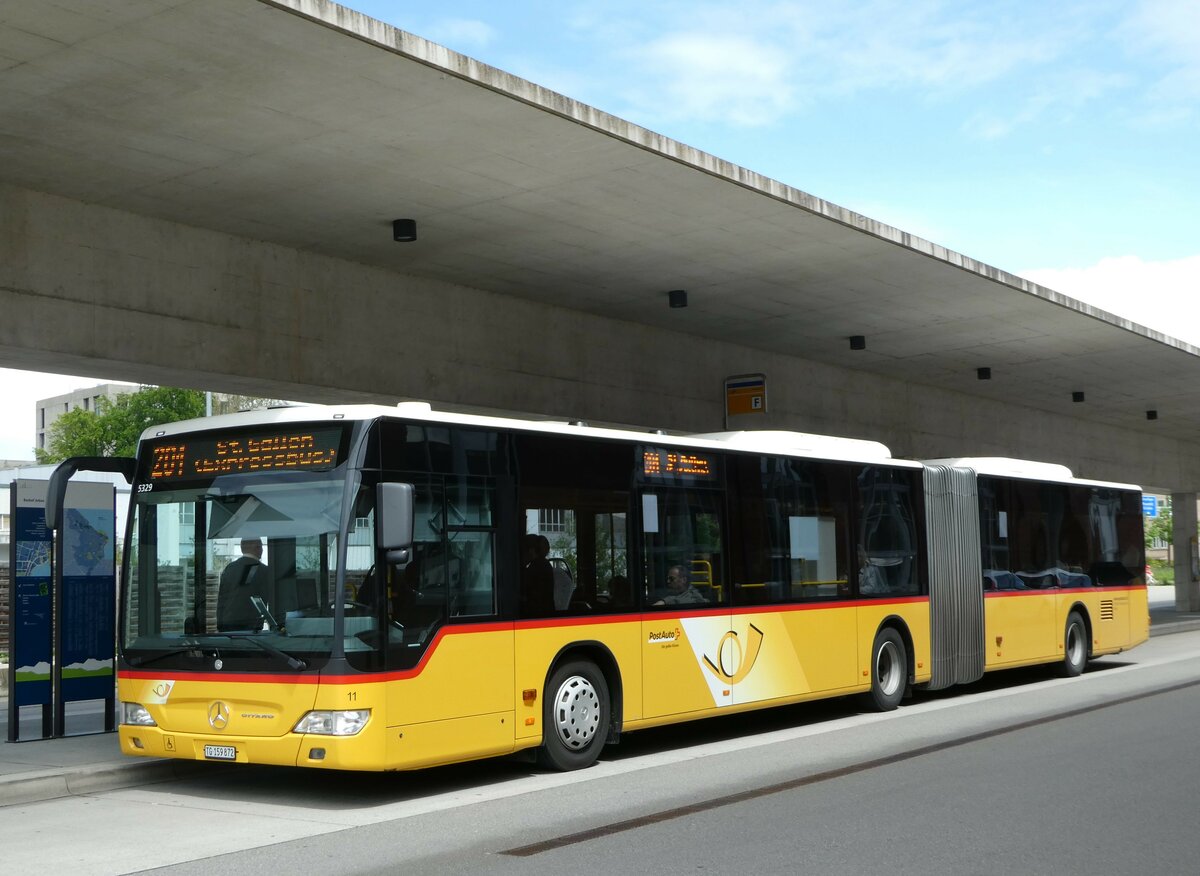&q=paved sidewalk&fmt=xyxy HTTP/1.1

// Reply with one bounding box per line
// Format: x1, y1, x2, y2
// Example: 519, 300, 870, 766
2, 592, 1198, 809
